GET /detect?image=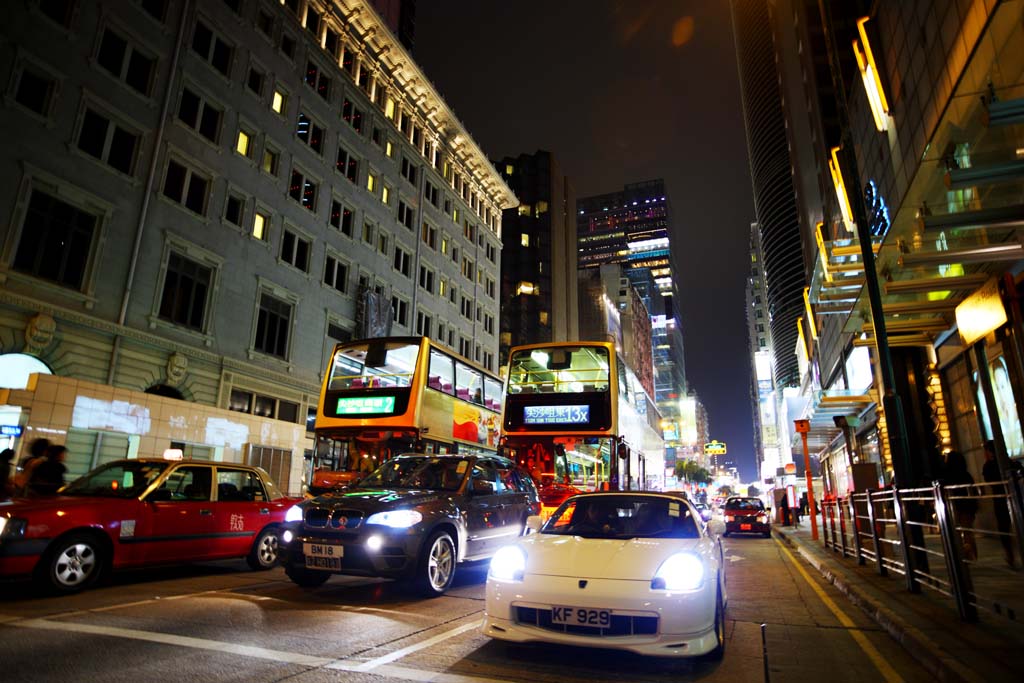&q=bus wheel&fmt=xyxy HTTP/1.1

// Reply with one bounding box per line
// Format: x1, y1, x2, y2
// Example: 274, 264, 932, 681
416, 531, 456, 597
